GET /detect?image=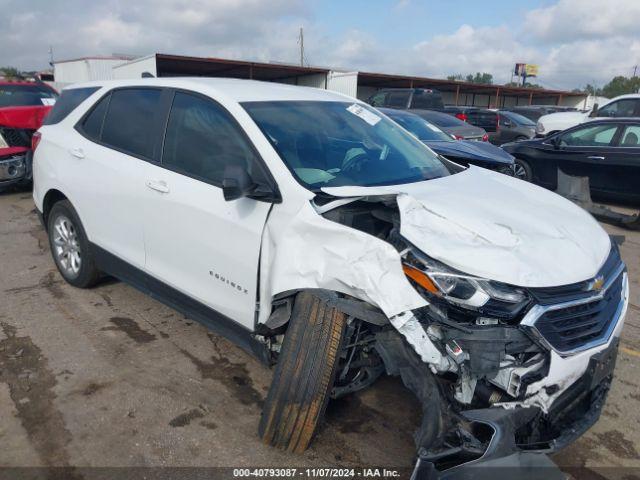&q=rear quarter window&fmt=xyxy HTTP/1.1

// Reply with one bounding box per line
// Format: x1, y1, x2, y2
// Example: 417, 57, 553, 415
42, 87, 100, 125
100, 88, 163, 159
